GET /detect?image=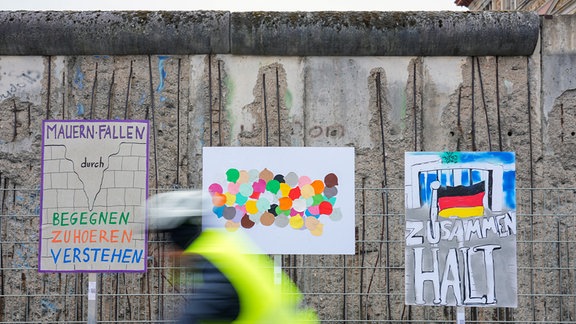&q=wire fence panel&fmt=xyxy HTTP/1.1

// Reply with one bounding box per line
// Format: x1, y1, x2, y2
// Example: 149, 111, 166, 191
1, 187, 576, 323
